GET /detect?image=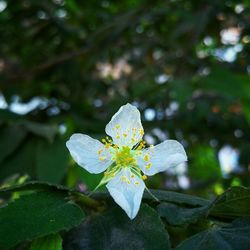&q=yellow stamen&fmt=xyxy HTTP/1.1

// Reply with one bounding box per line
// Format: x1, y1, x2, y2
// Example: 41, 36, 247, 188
142, 175, 147, 180
144, 154, 150, 162
146, 163, 152, 170
99, 156, 106, 161
139, 128, 144, 136
121, 176, 127, 182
